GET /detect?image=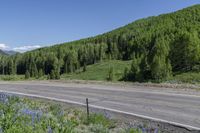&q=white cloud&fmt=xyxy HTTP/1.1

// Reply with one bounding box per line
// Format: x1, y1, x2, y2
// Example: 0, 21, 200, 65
13, 45, 41, 52
0, 44, 9, 50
